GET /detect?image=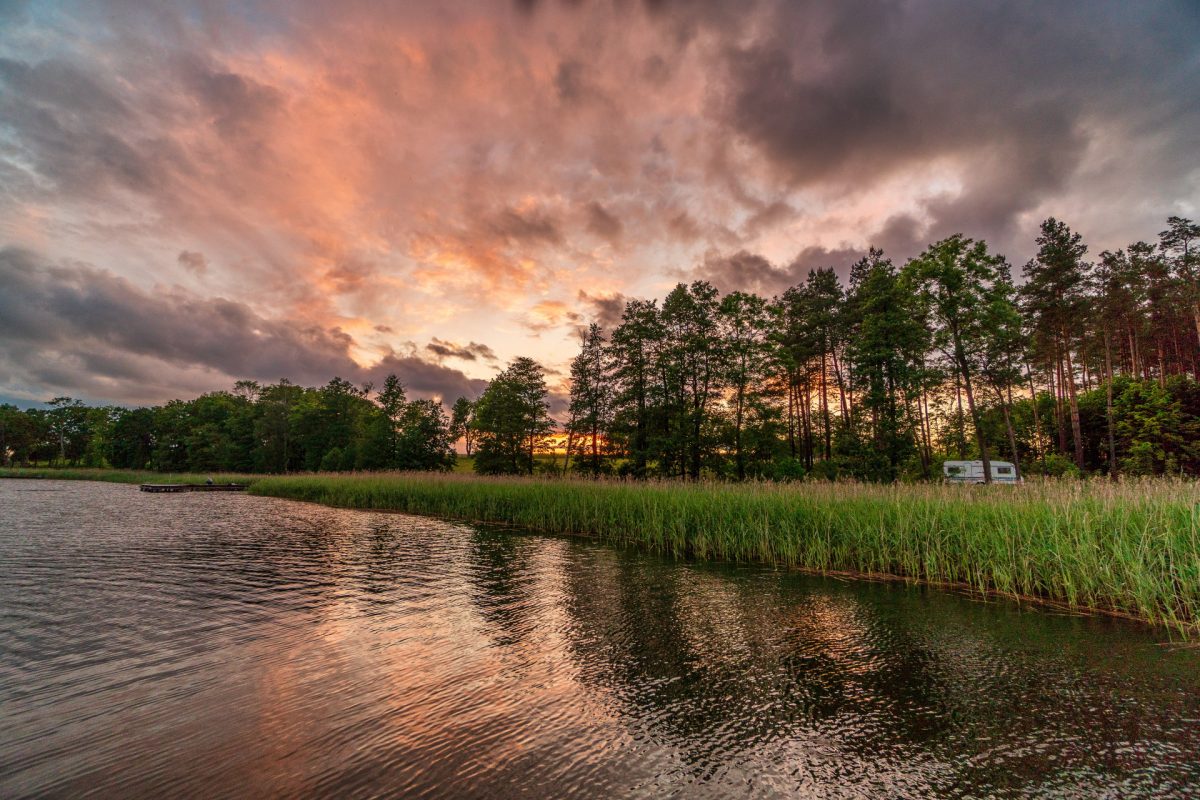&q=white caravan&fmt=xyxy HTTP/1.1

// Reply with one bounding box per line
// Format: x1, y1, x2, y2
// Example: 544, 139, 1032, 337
942, 460, 1021, 484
